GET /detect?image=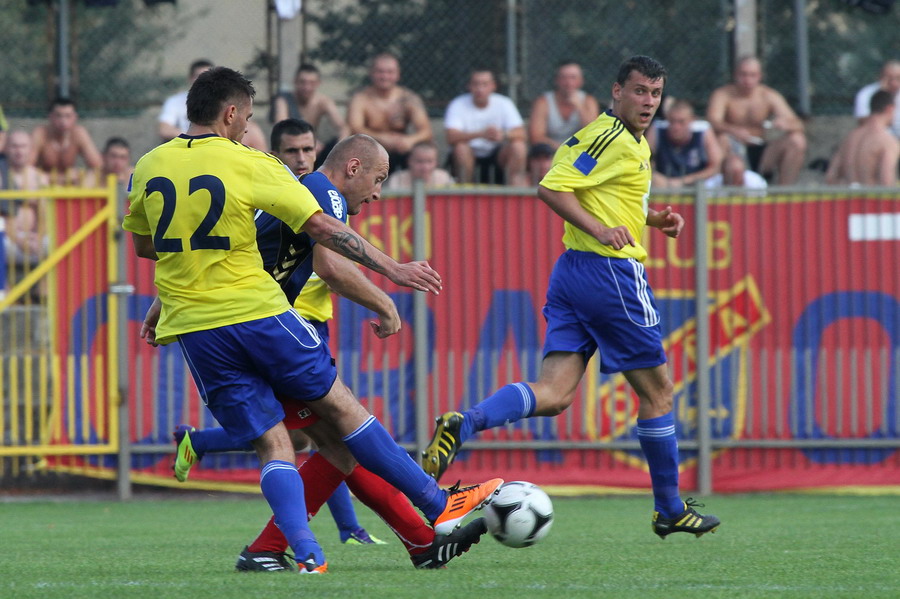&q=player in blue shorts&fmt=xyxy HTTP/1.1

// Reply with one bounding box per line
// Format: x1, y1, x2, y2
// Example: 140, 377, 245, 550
124, 68, 501, 574
151, 122, 490, 570
423, 56, 720, 539
169, 119, 385, 548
